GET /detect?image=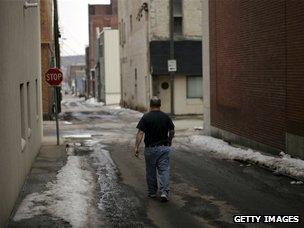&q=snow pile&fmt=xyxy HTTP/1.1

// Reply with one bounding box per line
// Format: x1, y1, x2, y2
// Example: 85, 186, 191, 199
104, 106, 143, 119
85, 98, 104, 106
190, 135, 304, 181
14, 156, 94, 228
62, 133, 92, 139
